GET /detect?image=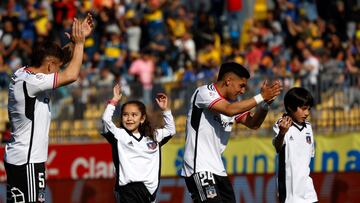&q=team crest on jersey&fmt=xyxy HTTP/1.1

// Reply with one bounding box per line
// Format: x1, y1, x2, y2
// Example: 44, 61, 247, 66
306, 136, 311, 144
147, 141, 158, 150
205, 186, 217, 199
38, 189, 45, 202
